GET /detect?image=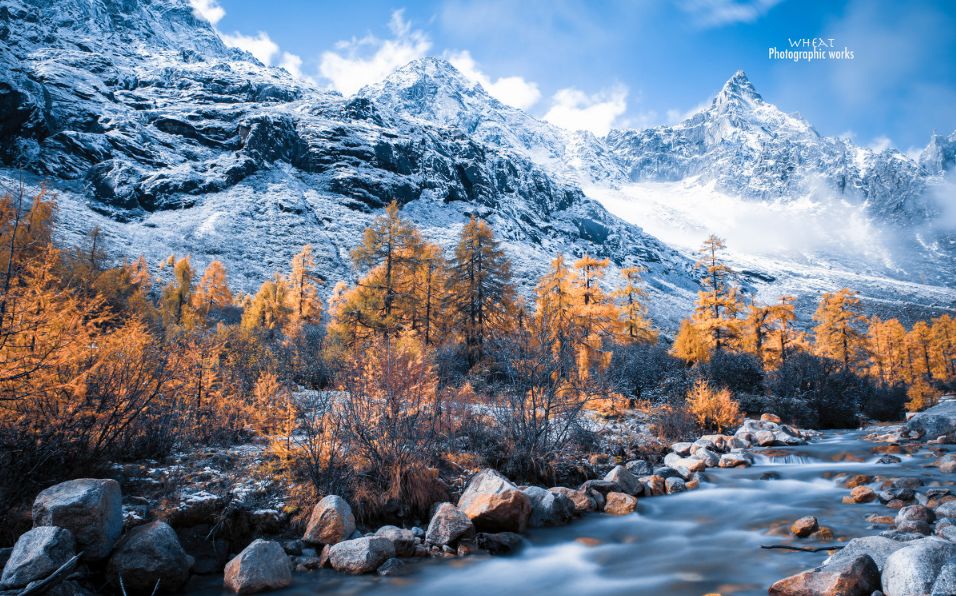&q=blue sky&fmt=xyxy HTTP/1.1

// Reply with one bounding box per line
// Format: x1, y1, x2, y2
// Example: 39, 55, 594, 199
191, 0, 956, 152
